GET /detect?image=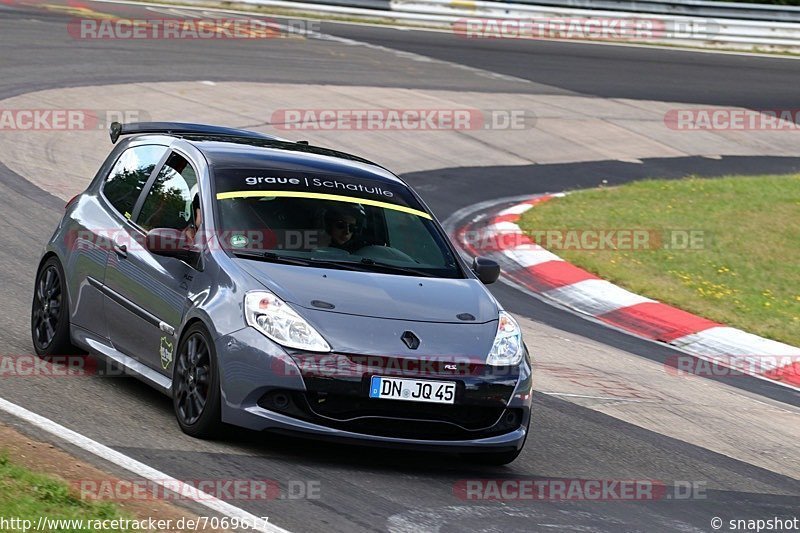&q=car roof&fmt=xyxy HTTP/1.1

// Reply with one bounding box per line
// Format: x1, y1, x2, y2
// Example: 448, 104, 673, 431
192, 136, 405, 184
128, 132, 408, 188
